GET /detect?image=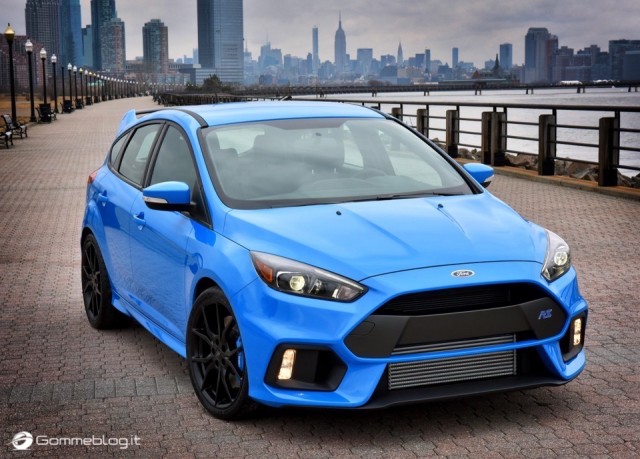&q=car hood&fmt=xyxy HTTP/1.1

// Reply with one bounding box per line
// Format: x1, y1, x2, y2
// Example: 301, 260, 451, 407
222, 193, 546, 281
